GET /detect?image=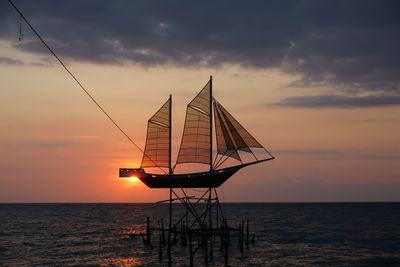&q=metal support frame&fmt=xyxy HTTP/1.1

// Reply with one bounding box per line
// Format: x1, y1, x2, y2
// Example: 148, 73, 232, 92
168, 187, 225, 229
163, 186, 226, 265
138, 186, 255, 266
